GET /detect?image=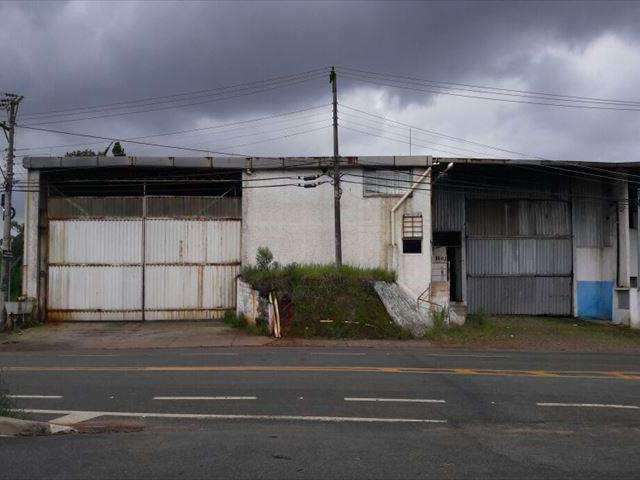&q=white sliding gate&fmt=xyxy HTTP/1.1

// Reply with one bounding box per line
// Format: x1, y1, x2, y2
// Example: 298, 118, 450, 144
47, 197, 241, 321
